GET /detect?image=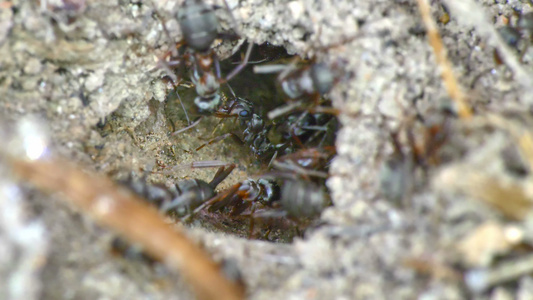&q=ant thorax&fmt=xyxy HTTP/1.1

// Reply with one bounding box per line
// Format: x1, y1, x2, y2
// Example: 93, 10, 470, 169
191, 54, 220, 98
190, 53, 222, 113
